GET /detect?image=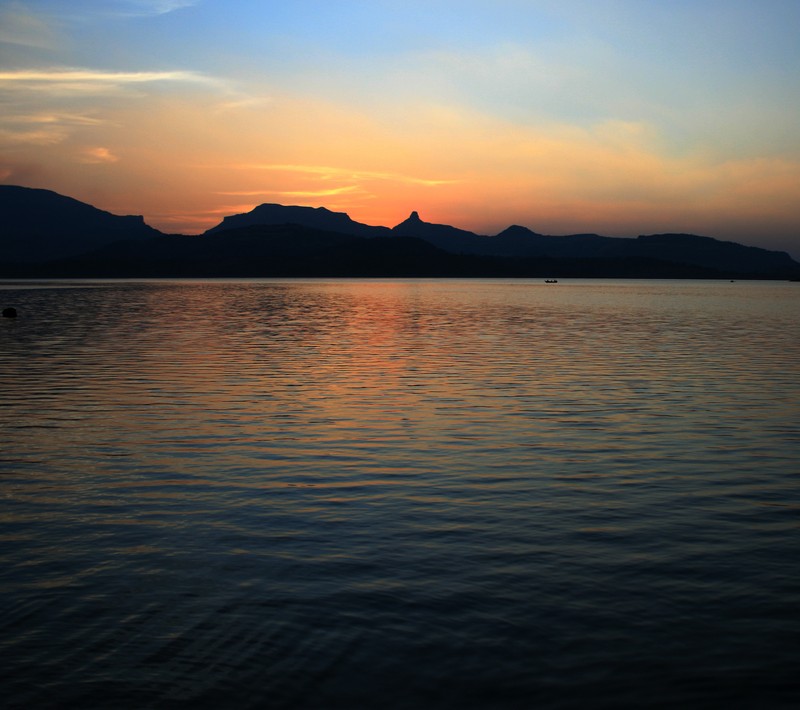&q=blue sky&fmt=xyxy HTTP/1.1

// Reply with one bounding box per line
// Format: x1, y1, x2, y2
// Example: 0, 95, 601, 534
1, 0, 799, 255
